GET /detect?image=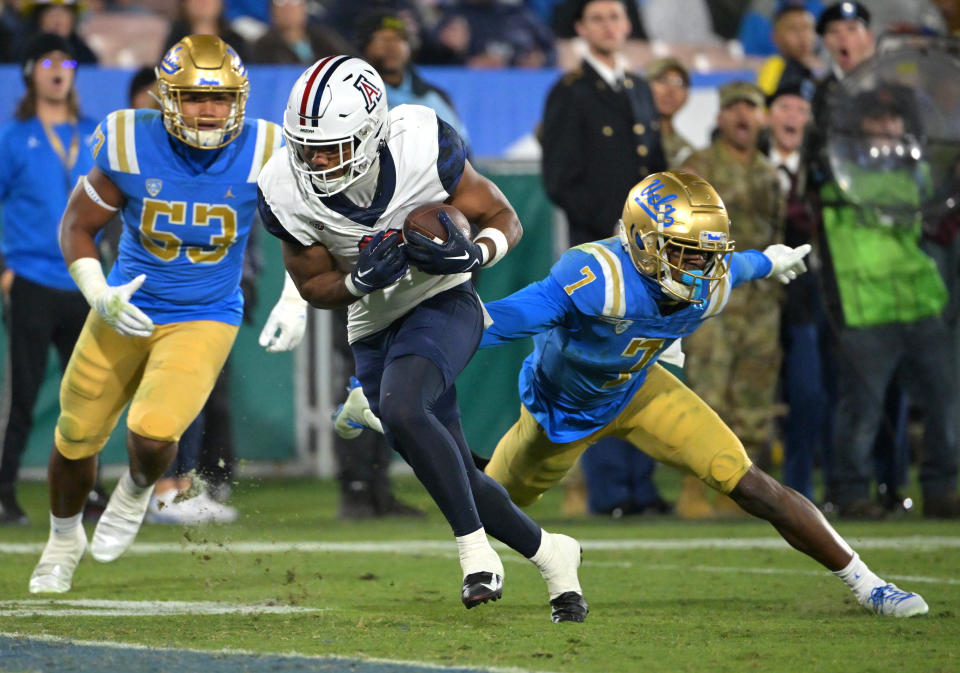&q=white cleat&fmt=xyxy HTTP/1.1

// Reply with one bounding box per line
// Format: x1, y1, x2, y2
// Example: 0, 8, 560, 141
146, 490, 238, 525
29, 524, 88, 594
862, 583, 929, 617
91, 475, 154, 563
